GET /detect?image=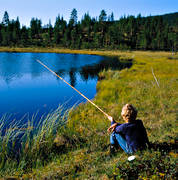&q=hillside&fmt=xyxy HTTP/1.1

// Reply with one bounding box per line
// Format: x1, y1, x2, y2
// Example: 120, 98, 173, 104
161, 12, 178, 25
